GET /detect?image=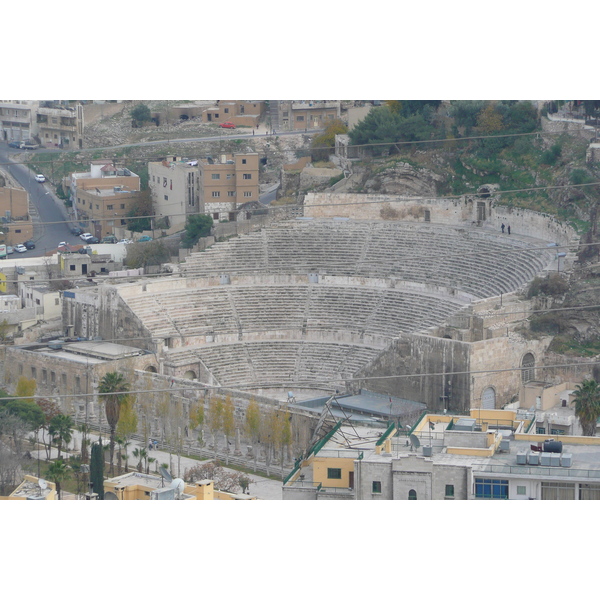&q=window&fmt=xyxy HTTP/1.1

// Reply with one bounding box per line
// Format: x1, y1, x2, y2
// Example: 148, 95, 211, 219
372, 481, 382, 494
212, 174, 220, 180
226, 174, 233, 180
541, 481, 575, 500
228, 191, 236, 197
107, 204, 113, 210
31, 367, 37, 379
75, 376, 81, 393
243, 191, 252, 197
62, 374, 67, 388
296, 115, 305, 121
70, 265, 76, 271
164, 195, 168, 201
224, 108, 229, 114
51, 371, 56, 384
550, 428, 565, 435
242, 159, 247, 164
445, 484, 454, 498
408, 489, 417, 500
579, 483, 600, 500
327, 468, 342, 480
42, 369, 47, 384
516, 486, 527, 496
213, 213, 219, 220
243, 174, 252, 179
475, 478, 509, 499
536, 427, 546, 435
212, 191, 220, 197
18, 364, 23, 375
120, 204, 125, 209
